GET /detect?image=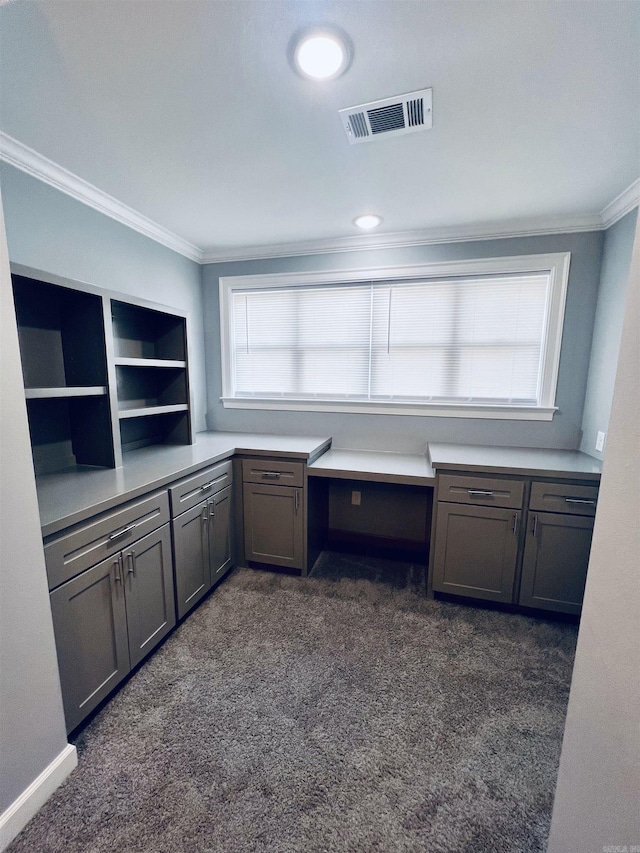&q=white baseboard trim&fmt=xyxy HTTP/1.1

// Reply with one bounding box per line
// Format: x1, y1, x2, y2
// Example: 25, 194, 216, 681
0, 743, 77, 851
